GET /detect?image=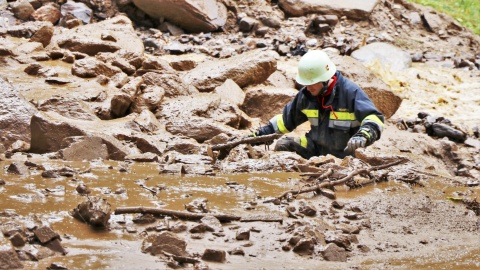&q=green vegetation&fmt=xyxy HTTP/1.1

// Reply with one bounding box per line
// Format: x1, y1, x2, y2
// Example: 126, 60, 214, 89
408, 0, 479, 35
